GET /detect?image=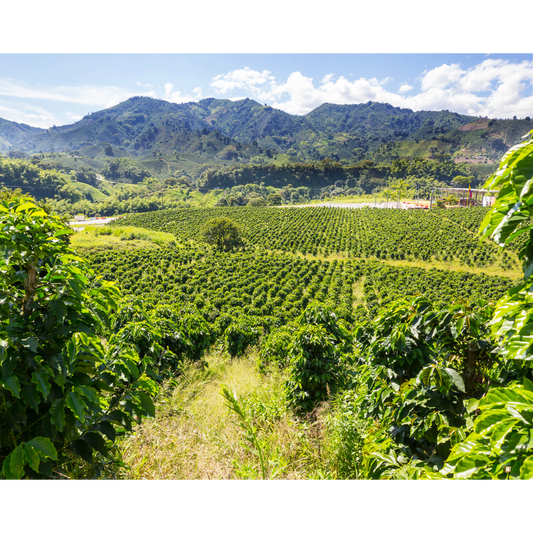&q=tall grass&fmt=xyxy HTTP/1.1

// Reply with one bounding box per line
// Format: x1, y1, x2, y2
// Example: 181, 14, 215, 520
115, 350, 345, 479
